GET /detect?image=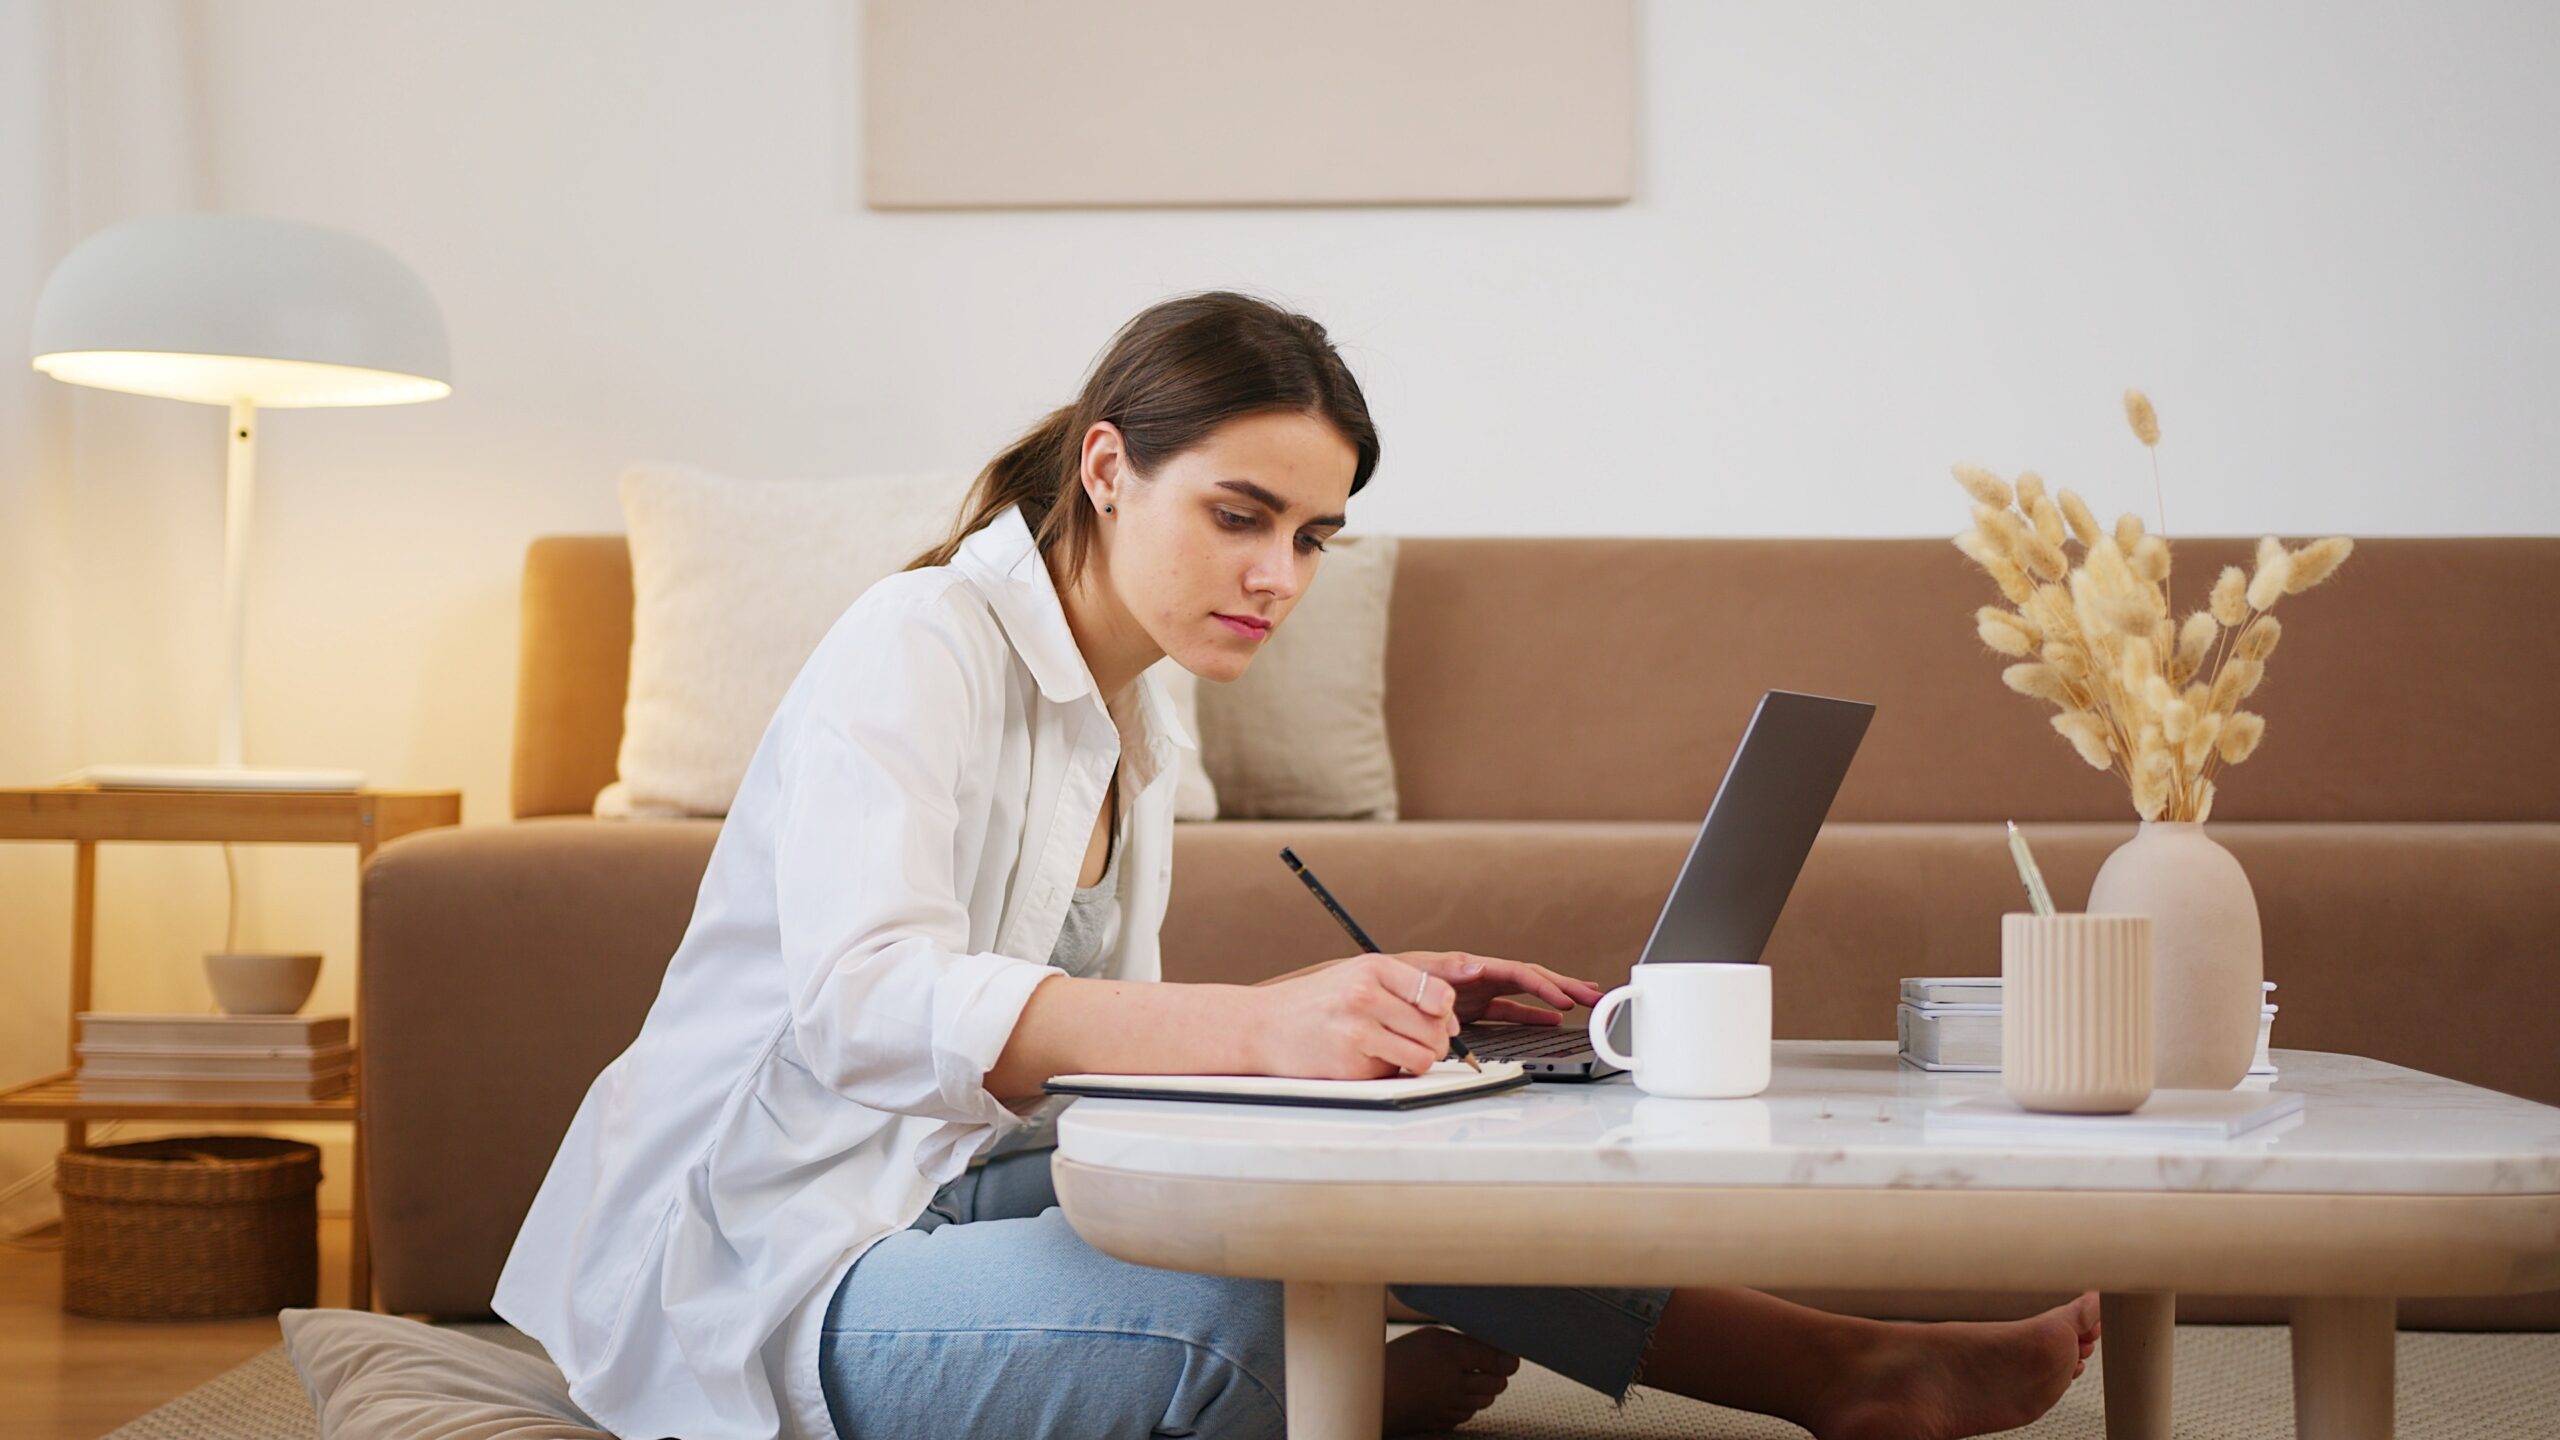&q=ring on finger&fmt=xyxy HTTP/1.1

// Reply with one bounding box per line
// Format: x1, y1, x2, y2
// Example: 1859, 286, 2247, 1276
1411, 973, 1429, 1007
